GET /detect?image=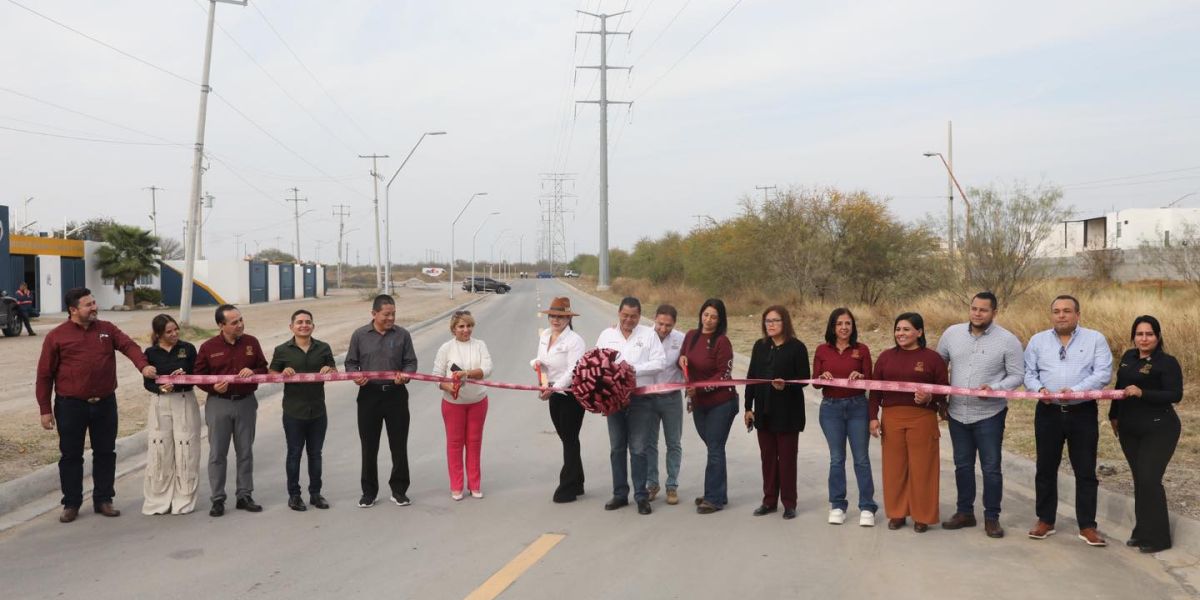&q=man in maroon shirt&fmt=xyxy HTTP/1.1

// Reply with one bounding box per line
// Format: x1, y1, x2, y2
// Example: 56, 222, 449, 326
195, 304, 268, 517
36, 287, 157, 523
